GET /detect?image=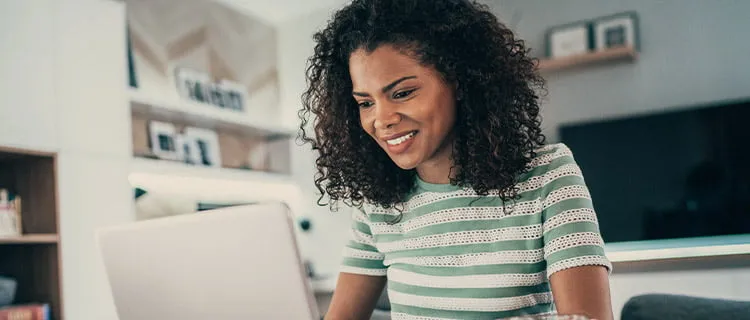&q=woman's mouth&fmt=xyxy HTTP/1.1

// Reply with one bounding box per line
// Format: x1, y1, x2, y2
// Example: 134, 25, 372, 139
384, 131, 418, 154
386, 131, 417, 145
